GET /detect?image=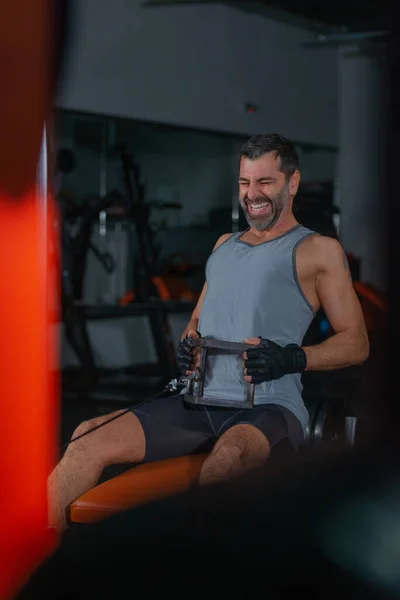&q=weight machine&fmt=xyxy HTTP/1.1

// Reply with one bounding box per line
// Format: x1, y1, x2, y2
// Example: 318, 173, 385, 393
59, 140, 185, 395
